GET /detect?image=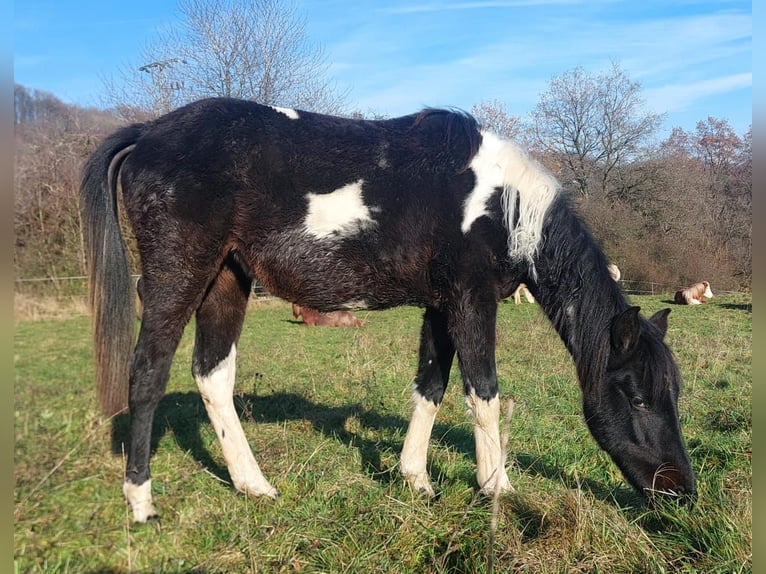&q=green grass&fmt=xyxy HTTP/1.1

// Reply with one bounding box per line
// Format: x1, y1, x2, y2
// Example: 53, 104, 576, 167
14, 294, 751, 573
